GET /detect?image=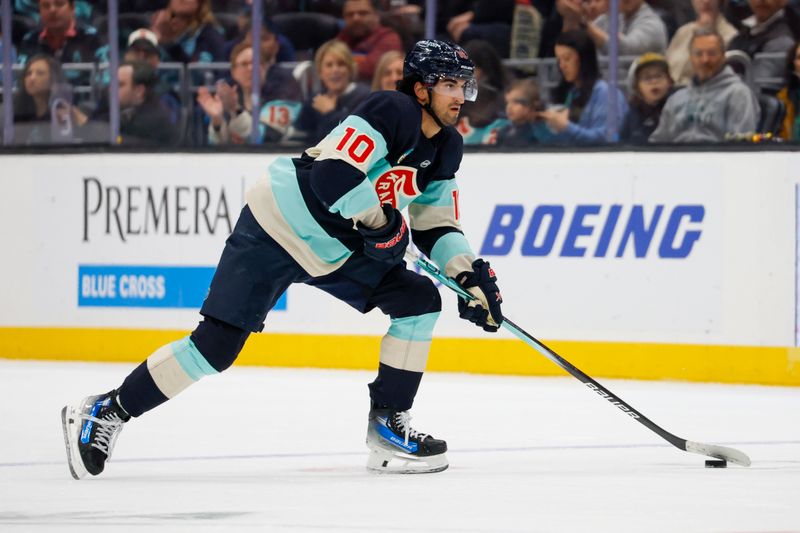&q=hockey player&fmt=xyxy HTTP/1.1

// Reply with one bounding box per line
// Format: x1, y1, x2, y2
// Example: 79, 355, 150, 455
61, 40, 503, 477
